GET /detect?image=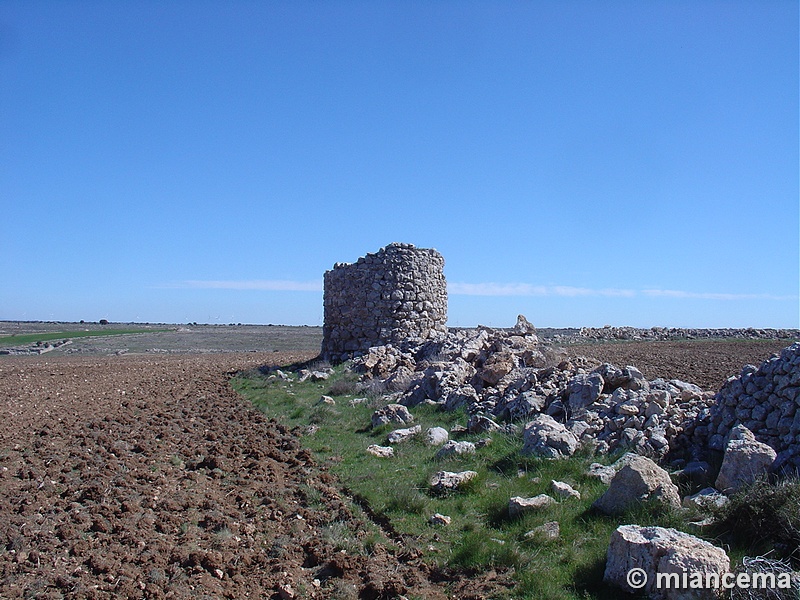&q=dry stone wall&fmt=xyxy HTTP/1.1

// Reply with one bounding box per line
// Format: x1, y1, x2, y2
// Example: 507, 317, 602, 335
321, 243, 447, 363
694, 341, 800, 470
